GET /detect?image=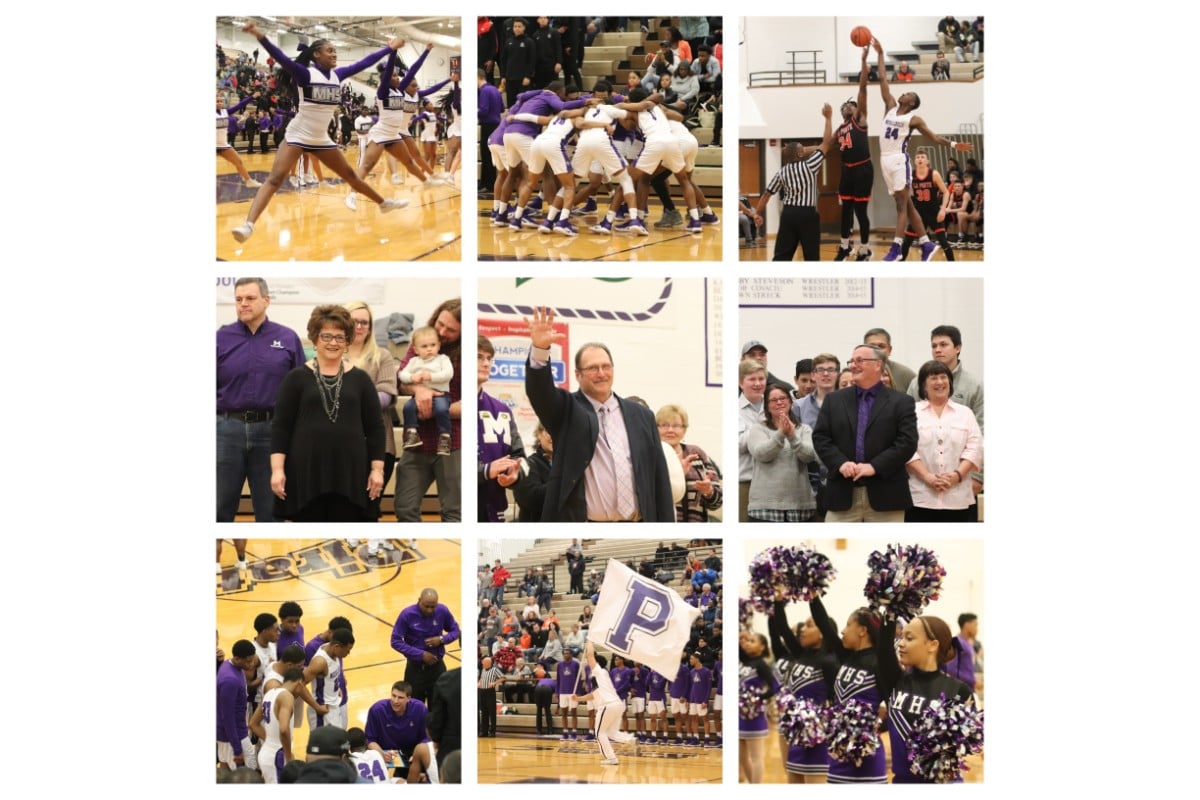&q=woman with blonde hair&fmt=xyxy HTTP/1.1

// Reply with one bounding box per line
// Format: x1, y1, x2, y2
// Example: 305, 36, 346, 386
656, 403, 722, 522
344, 300, 398, 522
